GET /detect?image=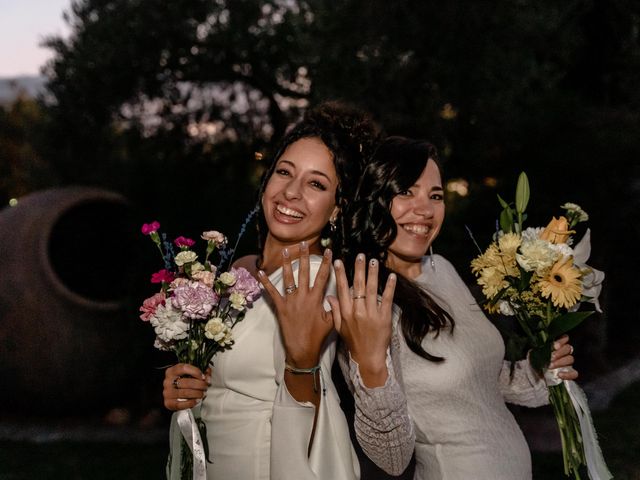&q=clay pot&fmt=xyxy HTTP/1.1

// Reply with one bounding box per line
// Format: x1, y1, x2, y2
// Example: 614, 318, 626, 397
0, 187, 153, 415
